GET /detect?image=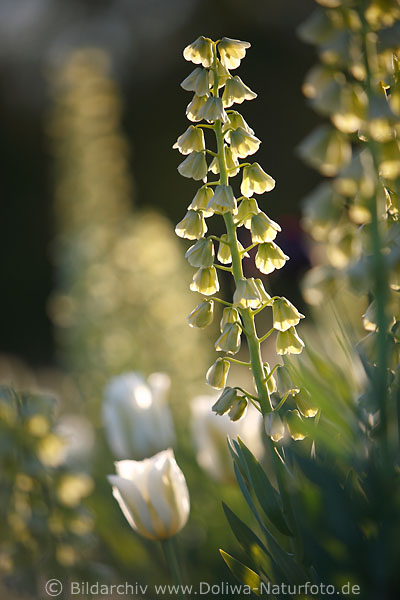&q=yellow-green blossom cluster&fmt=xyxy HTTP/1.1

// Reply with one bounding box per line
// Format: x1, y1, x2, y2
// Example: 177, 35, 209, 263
175, 36, 306, 428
